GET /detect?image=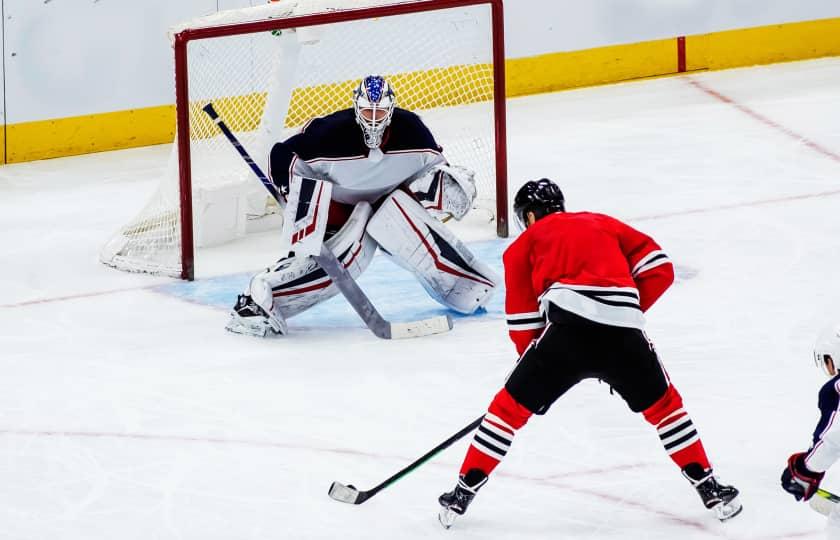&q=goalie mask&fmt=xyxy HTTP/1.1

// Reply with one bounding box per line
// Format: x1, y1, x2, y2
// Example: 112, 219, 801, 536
814, 323, 840, 377
353, 75, 396, 149
513, 178, 565, 230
